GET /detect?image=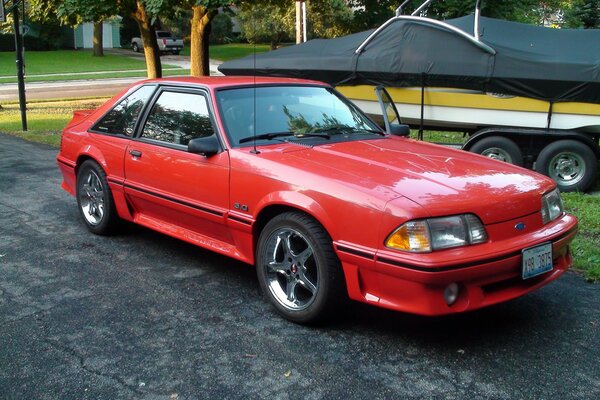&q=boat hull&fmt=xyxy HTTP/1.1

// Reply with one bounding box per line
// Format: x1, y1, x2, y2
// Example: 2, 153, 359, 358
337, 86, 600, 133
